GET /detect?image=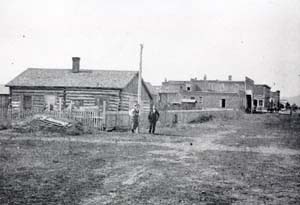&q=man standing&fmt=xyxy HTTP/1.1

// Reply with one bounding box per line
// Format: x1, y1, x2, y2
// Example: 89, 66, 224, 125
148, 105, 160, 134
129, 103, 139, 133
